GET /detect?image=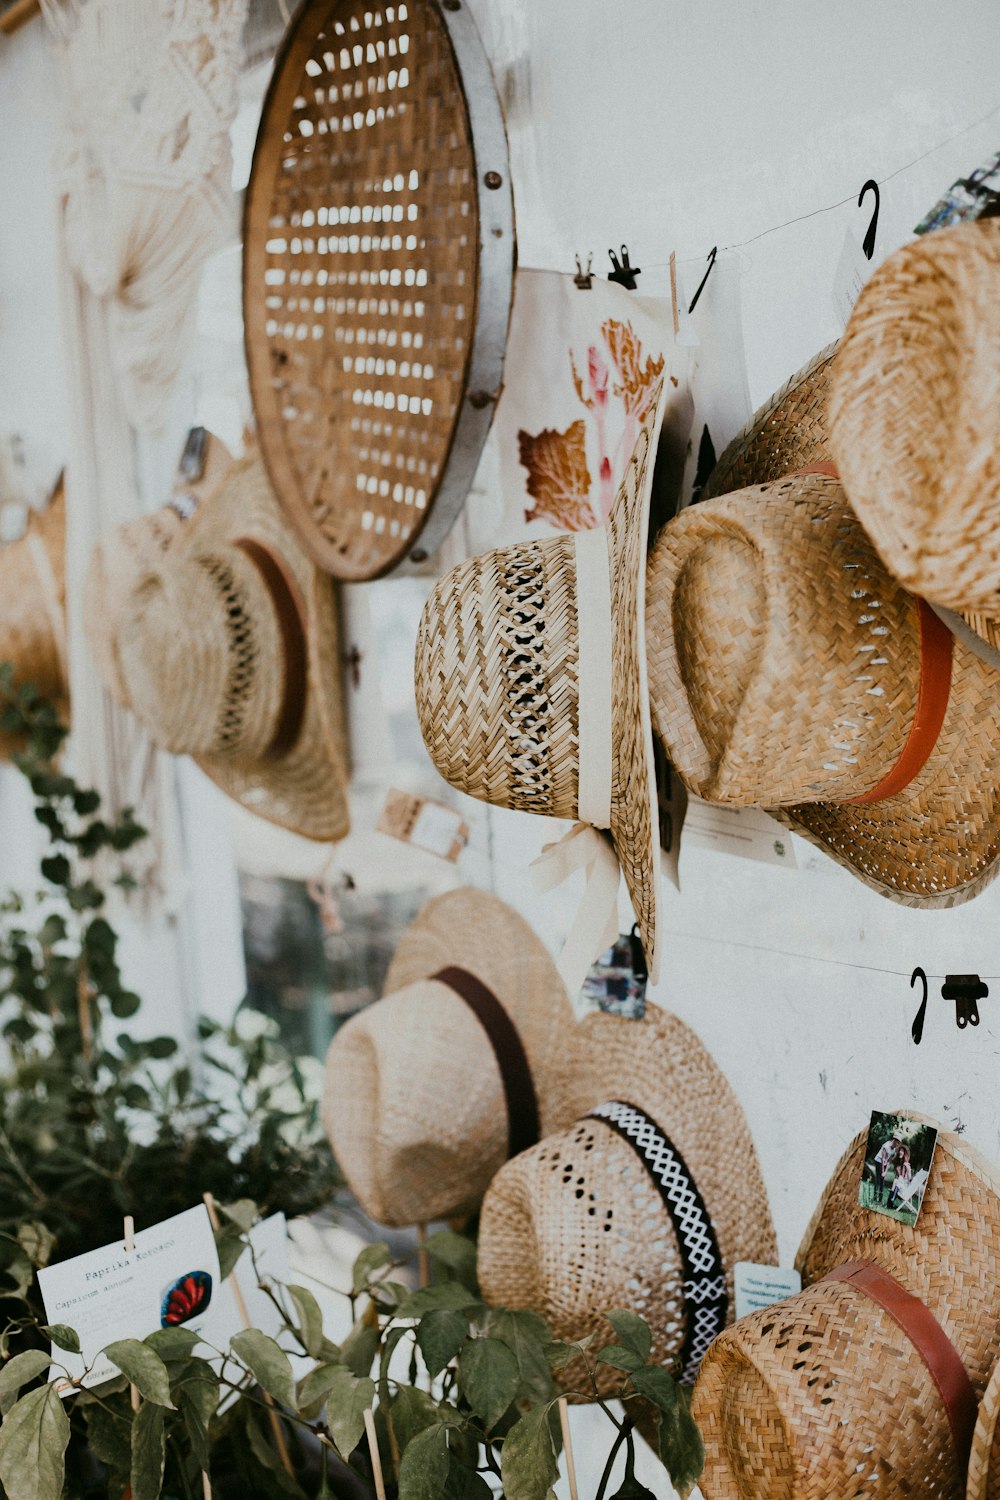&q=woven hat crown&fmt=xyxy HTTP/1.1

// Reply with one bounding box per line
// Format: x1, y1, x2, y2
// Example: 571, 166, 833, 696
648, 474, 924, 806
